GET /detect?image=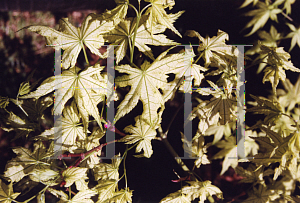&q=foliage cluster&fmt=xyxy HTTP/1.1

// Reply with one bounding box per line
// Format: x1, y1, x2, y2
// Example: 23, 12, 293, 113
1, 0, 300, 202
